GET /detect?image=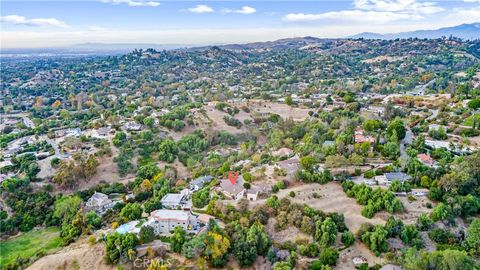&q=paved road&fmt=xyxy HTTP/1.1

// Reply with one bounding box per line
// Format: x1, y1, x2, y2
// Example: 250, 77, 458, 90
45, 138, 62, 158
411, 79, 436, 95
425, 109, 439, 121
22, 117, 36, 129
400, 127, 414, 159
